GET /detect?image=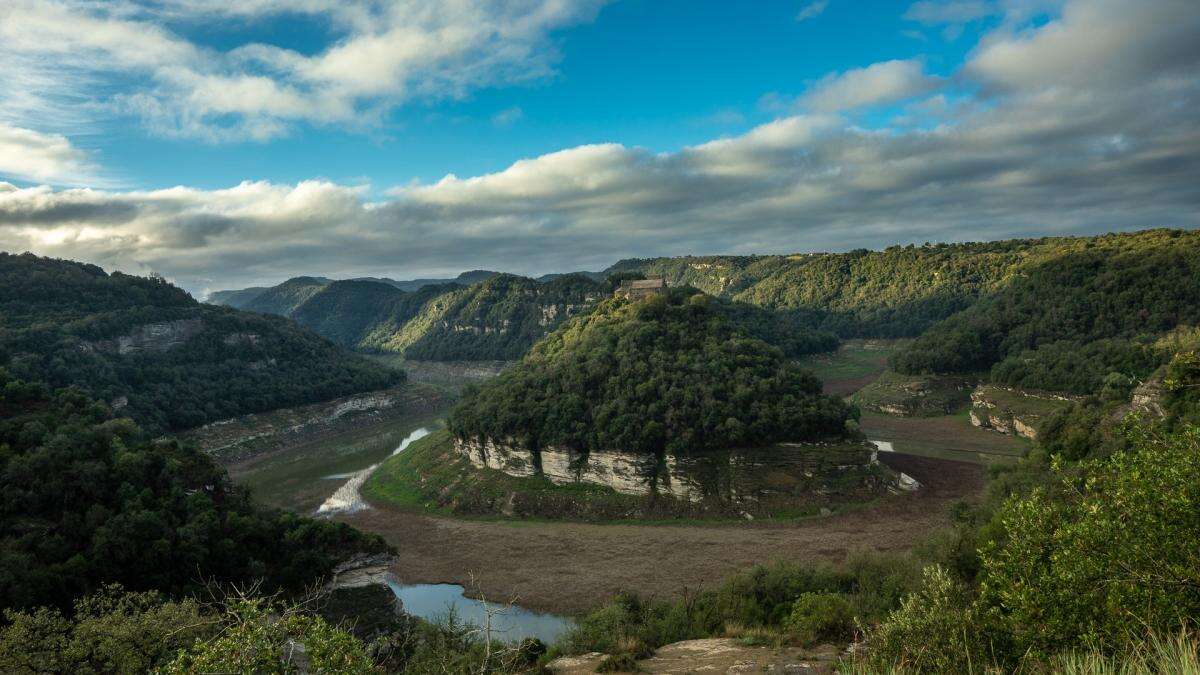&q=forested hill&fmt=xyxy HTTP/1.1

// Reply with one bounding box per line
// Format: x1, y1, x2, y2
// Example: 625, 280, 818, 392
0, 253, 401, 433
216, 272, 609, 361
0, 368, 389, 613
449, 288, 852, 456
891, 229, 1200, 394
209, 270, 502, 310
606, 233, 1190, 338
